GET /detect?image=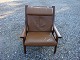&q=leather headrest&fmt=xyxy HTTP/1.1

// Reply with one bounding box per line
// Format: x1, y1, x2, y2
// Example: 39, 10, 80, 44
27, 6, 53, 16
